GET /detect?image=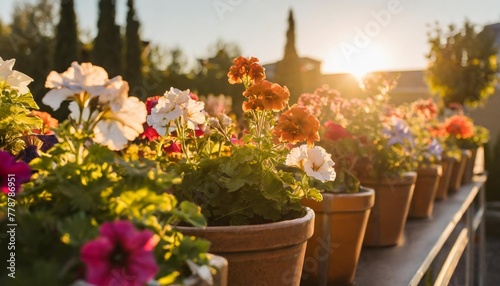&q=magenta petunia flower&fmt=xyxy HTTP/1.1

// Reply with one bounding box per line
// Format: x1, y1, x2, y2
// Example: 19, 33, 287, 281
80, 221, 159, 286
0, 150, 31, 195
